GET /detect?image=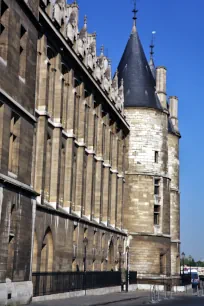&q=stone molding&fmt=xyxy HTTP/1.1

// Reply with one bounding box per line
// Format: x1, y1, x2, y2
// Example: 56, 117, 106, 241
0, 89, 36, 123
